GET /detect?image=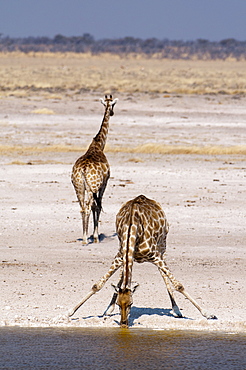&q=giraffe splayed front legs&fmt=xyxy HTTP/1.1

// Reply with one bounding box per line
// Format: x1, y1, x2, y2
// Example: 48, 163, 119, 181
68, 195, 217, 327
71, 95, 118, 244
